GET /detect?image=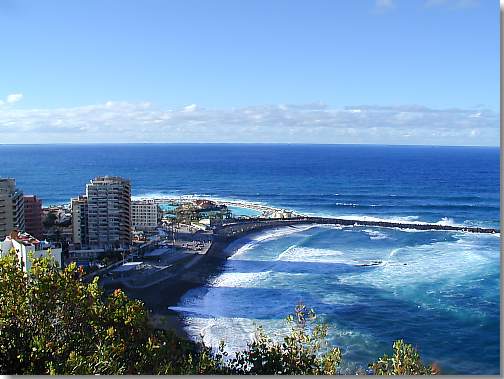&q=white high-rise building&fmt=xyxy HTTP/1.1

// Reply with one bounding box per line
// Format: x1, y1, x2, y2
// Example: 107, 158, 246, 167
85, 176, 131, 249
0, 178, 25, 239
132, 199, 160, 230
